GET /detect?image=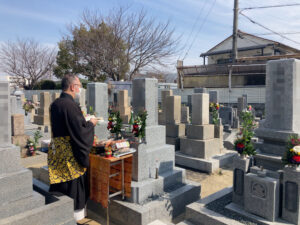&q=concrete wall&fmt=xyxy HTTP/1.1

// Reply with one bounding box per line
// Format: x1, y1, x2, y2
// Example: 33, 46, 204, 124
24, 90, 61, 101
183, 75, 246, 88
